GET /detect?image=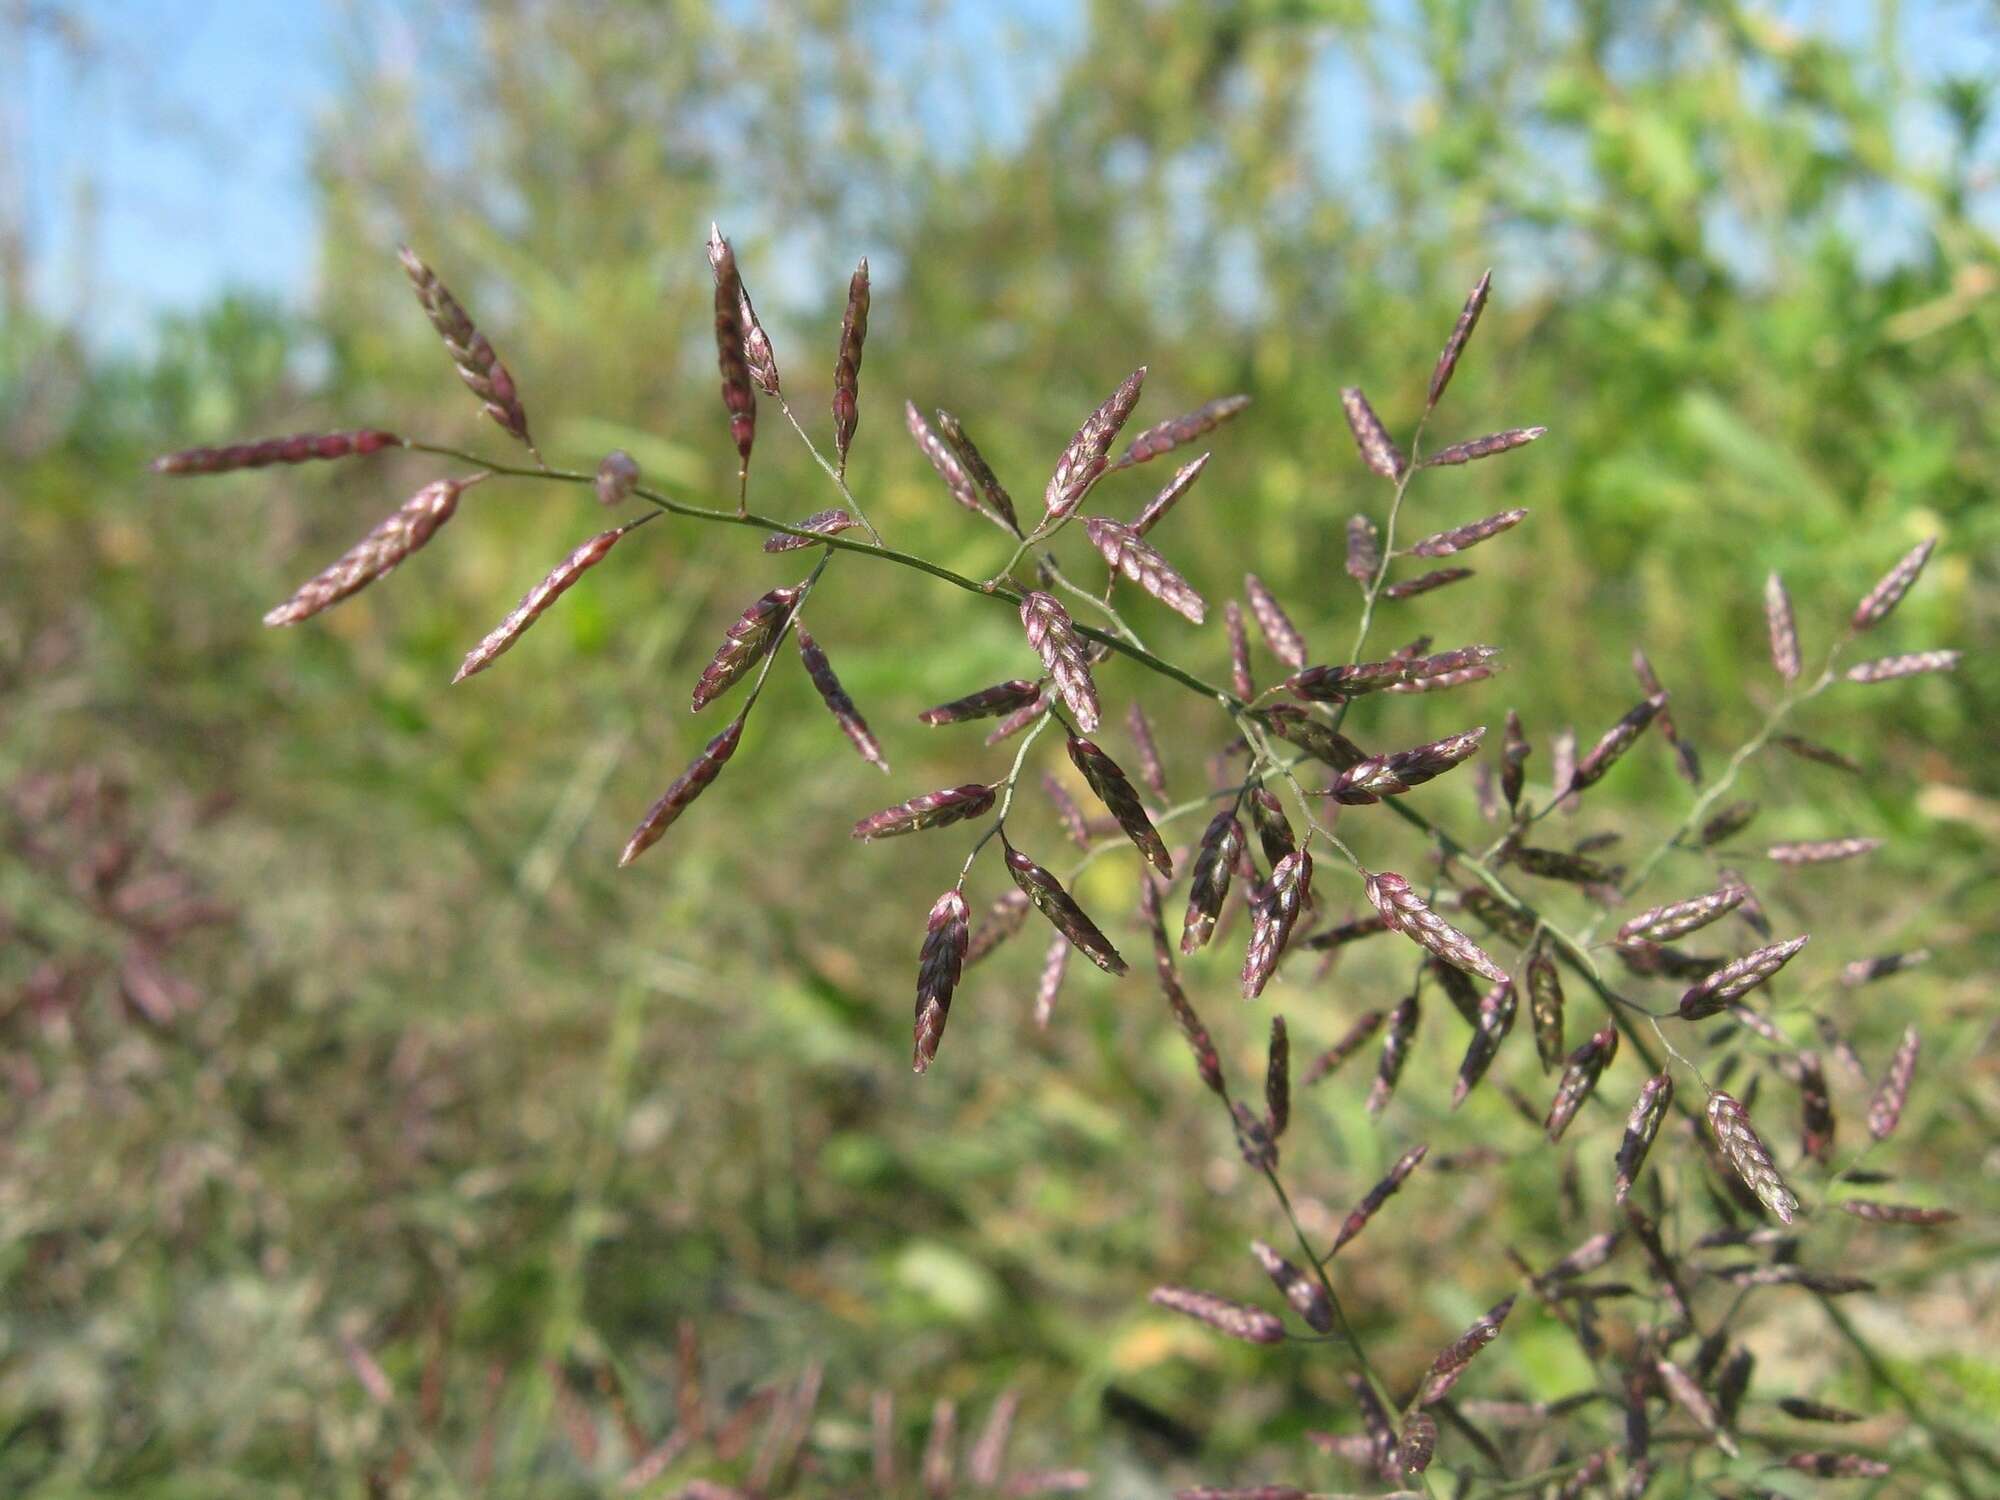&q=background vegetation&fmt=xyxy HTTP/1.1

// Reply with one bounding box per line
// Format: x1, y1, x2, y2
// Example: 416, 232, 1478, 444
3, 2, 1995, 1495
